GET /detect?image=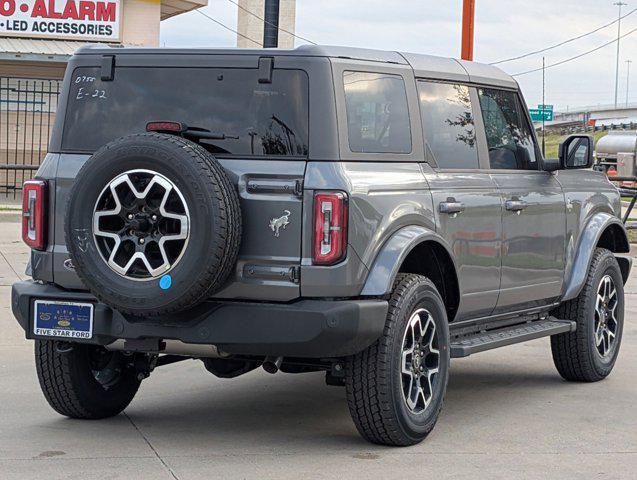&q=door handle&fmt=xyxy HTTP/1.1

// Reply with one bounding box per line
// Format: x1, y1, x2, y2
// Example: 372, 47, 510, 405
439, 201, 465, 214
505, 199, 528, 212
